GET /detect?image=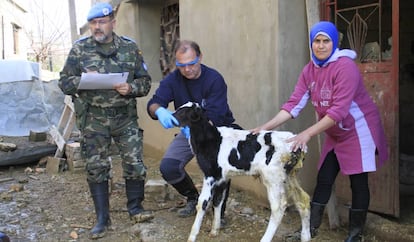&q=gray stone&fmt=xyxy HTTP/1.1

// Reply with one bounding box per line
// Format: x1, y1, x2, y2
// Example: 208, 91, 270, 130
0, 142, 17, 152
